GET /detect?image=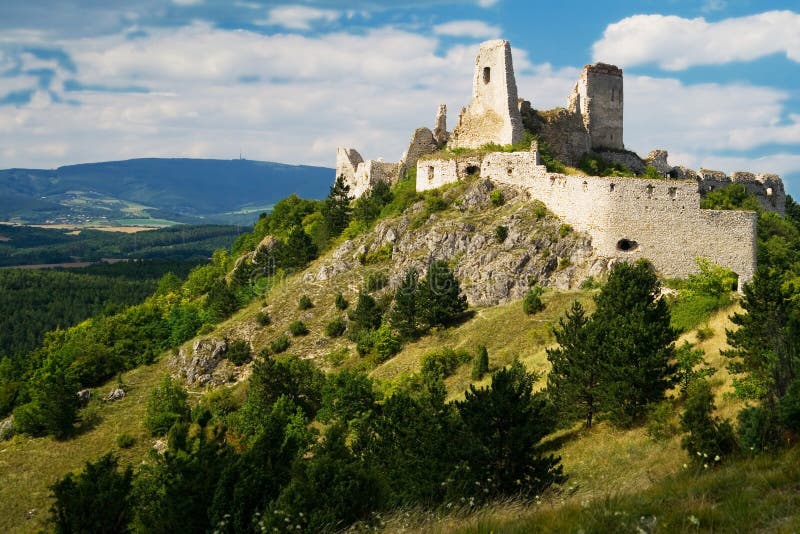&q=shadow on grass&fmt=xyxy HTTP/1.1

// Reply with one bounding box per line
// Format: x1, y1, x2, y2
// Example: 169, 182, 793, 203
538, 427, 584, 454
